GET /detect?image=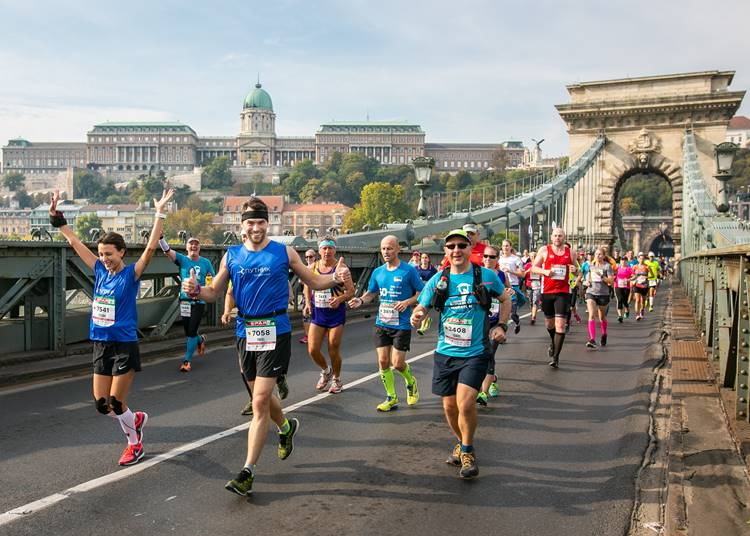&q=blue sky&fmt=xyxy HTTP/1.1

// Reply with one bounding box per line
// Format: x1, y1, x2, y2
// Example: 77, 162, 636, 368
0, 0, 748, 160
